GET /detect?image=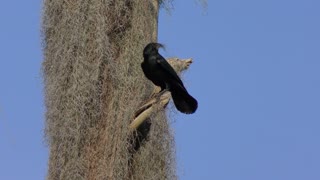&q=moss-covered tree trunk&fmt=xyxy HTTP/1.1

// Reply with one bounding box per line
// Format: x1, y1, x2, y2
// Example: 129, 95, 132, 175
42, 0, 176, 179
